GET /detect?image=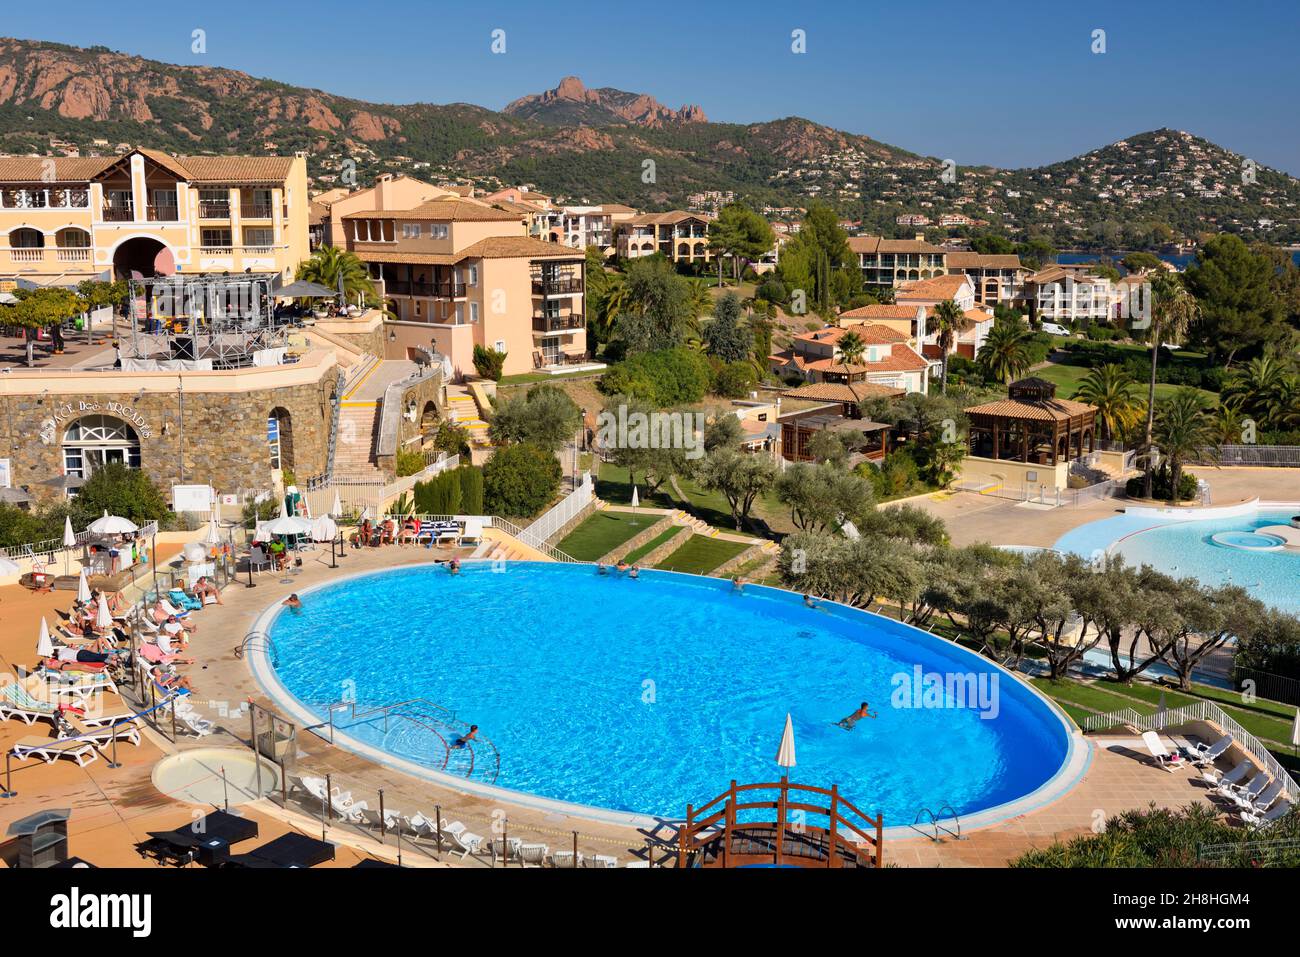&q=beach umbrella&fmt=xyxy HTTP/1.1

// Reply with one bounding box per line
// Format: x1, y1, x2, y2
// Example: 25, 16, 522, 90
359, 506, 371, 522
275, 279, 336, 299
311, 515, 338, 542
62, 515, 76, 574
76, 568, 92, 604
330, 491, 343, 518
95, 593, 112, 632
205, 518, 222, 546
775, 712, 797, 772
263, 508, 313, 537
36, 619, 54, 659
630, 486, 639, 509
88, 509, 138, 535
